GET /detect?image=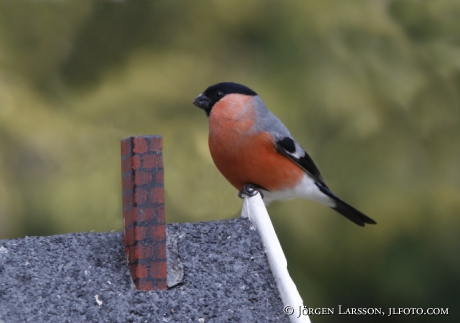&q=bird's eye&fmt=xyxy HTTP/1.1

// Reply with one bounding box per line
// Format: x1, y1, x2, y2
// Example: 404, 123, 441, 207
215, 91, 224, 99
